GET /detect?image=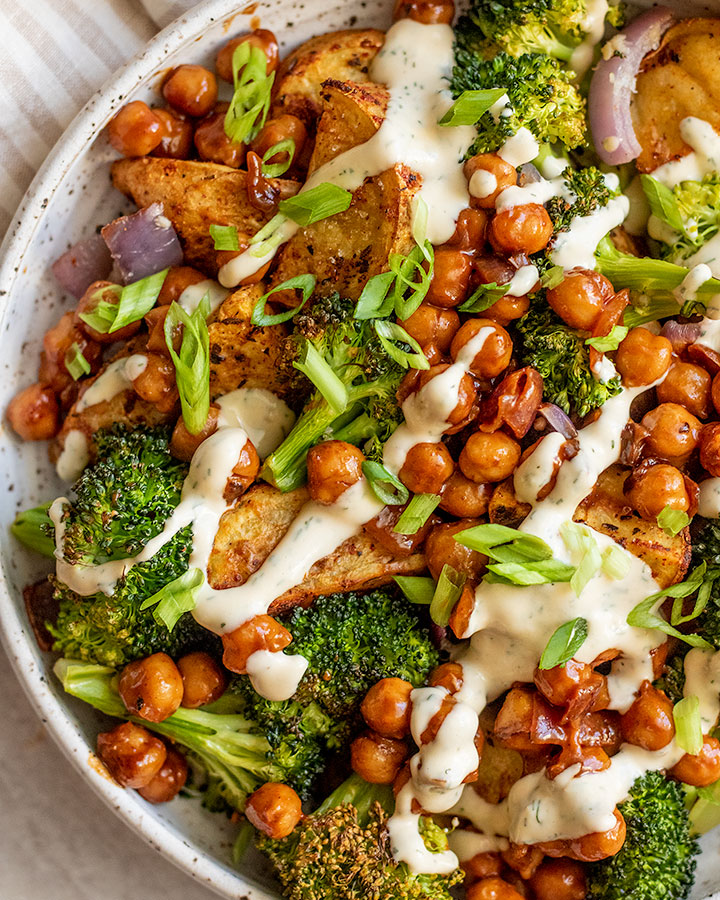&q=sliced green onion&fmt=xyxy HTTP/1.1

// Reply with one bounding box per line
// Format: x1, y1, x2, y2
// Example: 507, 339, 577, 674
411, 196, 429, 247
430, 564, 466, 627
674, 695, 703, 755
140, 567, 204, 631
658, 505, 691, 537
11, 503, 55, 558
540, 266, 565, 290
640, 174, 685, 235
65, 342, 91, 380
294, 340, 348, 414
354, 270, 396, 320
438, 88, 507, 126
627, 563, 713, 649
455, 523, 553, 563
571, 541, 602, 597
586, 325, 629, 352
485, 559, 576, 585
362, 460, 409, 506
102, 268, 170, 334
248, 212, 292, 259
391, 243, 434, 320
538, 617, 588, 670
250, 274, 316, 326
394, 494, 441, 535
210, 224, 240, 251
393, 575, 436, 605
458, 281, 509, 314
164, 296, 211, 435
78, 286, 121, 333
374, 320, 429, 371
225, 42, 274, 144
261, 138, 296, 178
601, 544, 631, 580
279, 183, 352, 227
